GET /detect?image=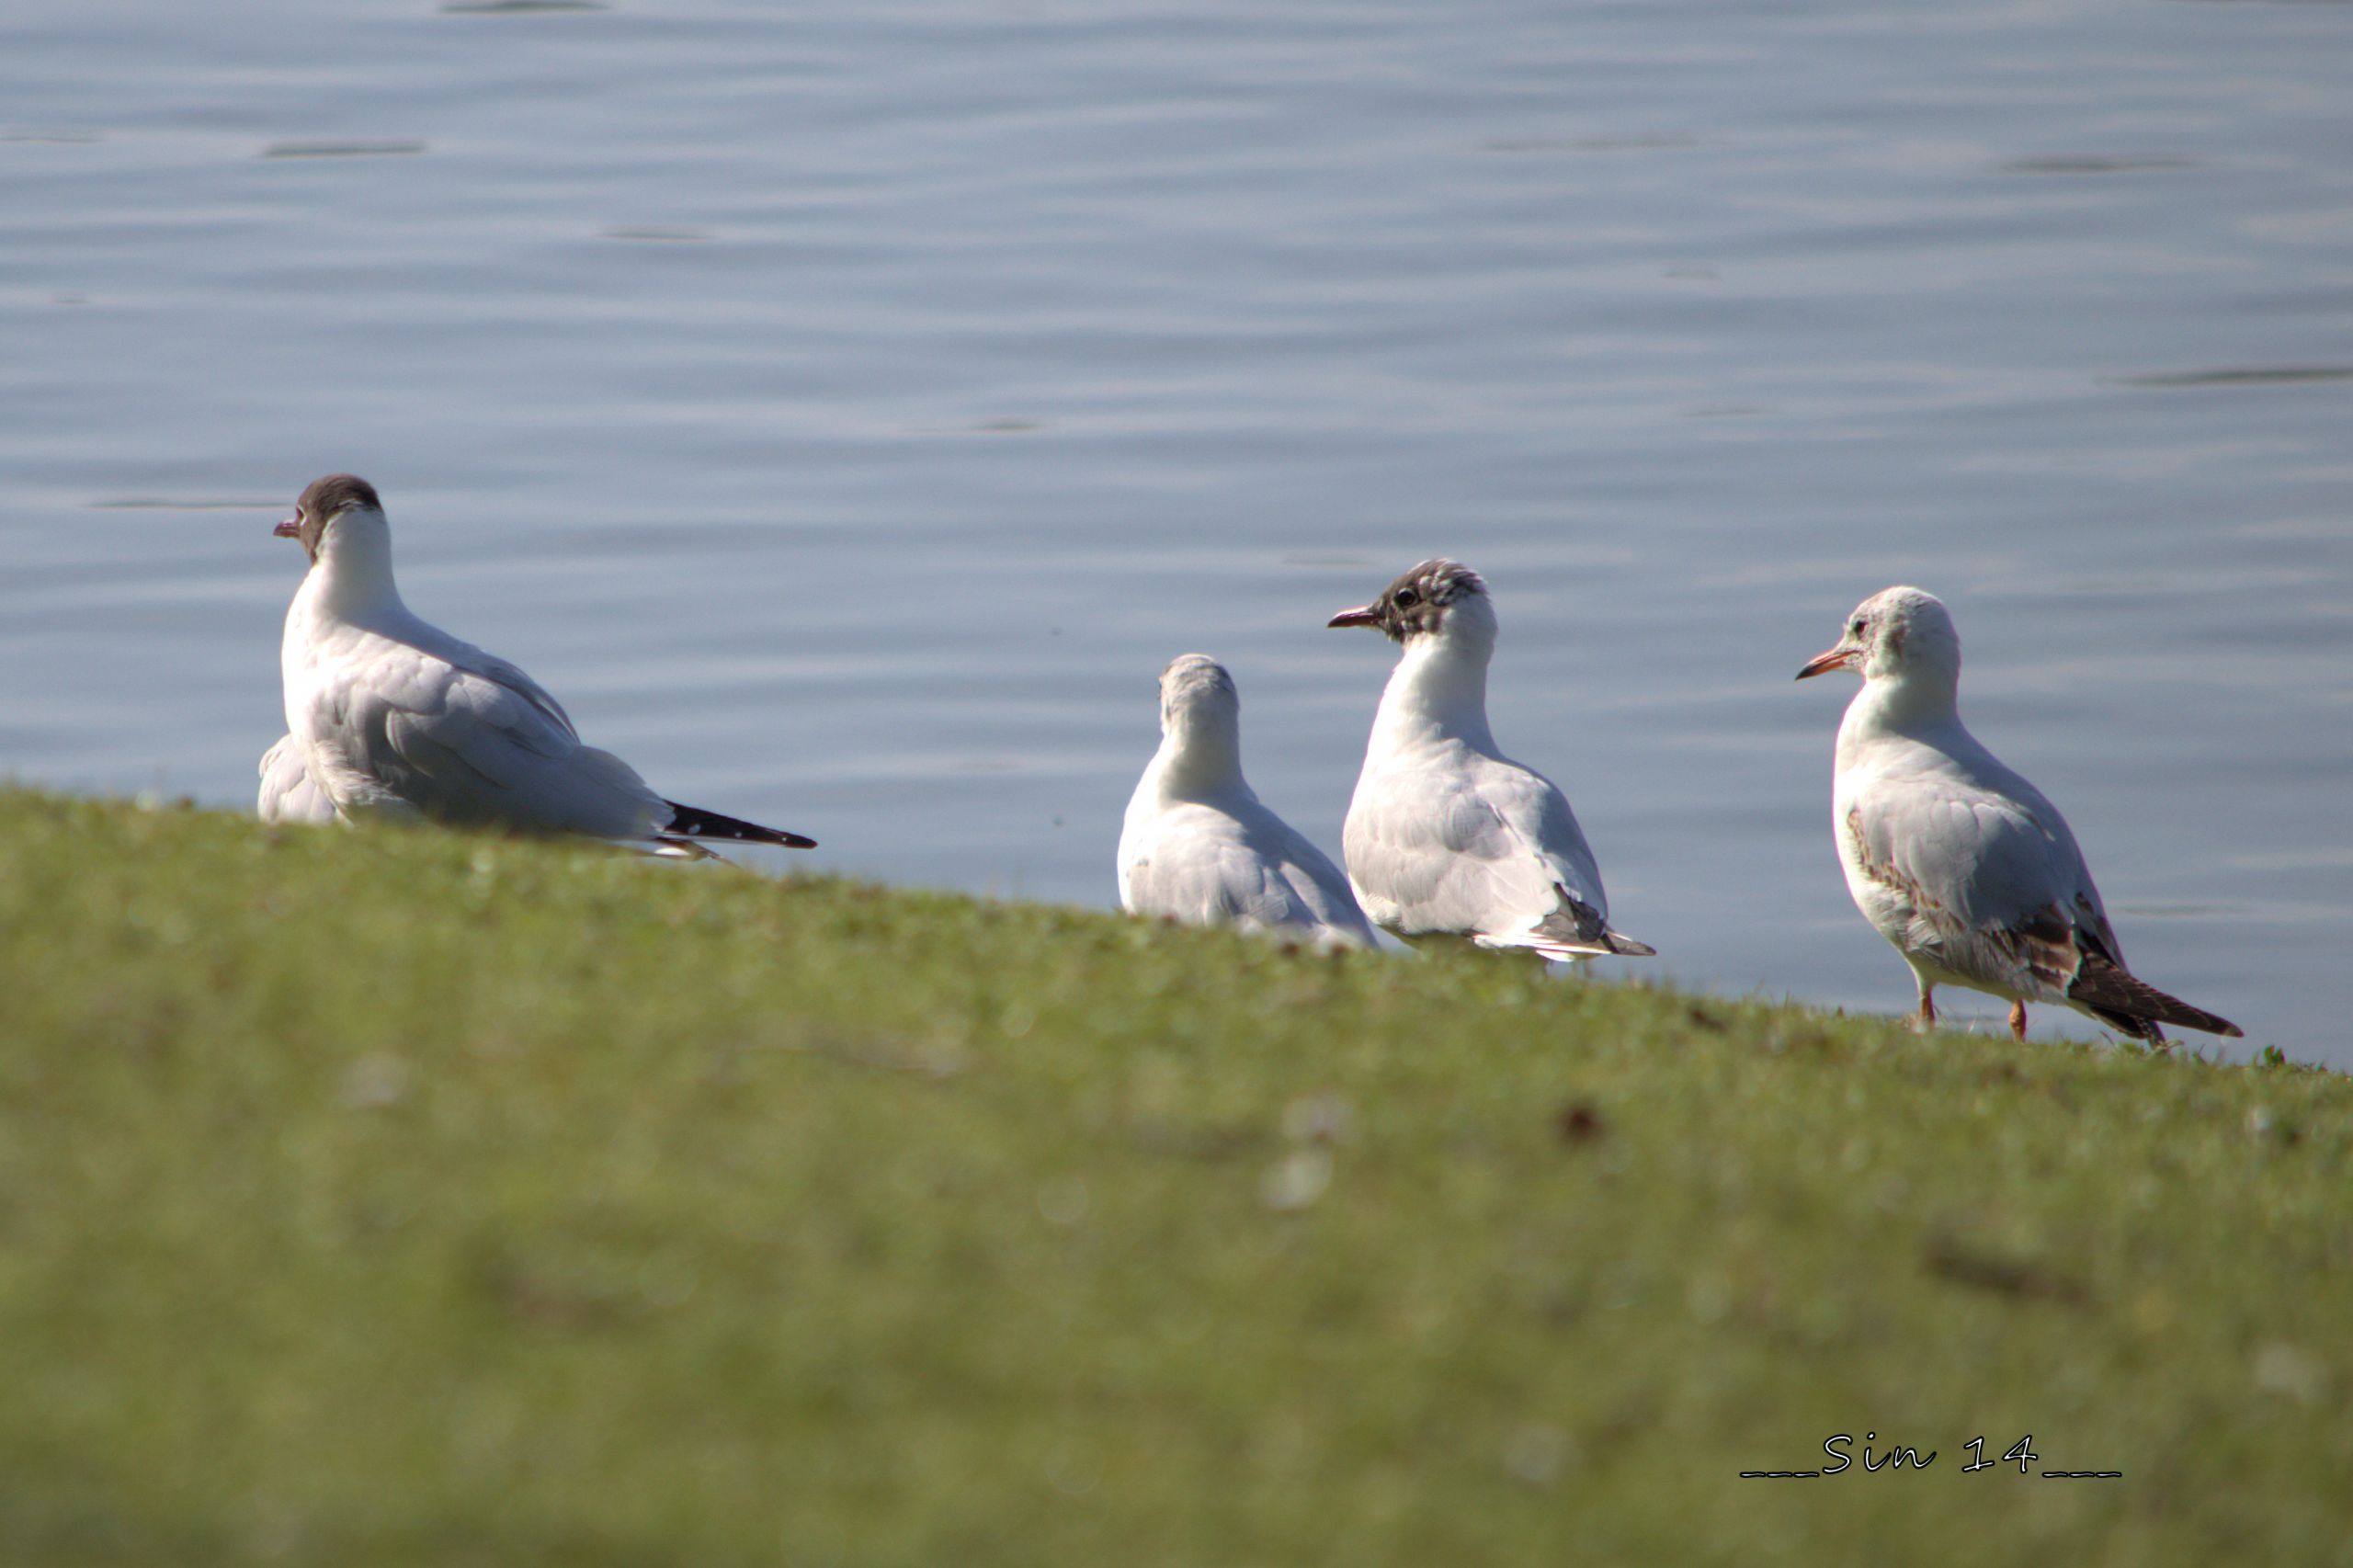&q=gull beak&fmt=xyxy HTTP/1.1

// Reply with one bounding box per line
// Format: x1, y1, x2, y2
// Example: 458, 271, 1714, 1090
1327, 605, 1381, 630
274, 515, 301, 540
1794, 646, 1855, 681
